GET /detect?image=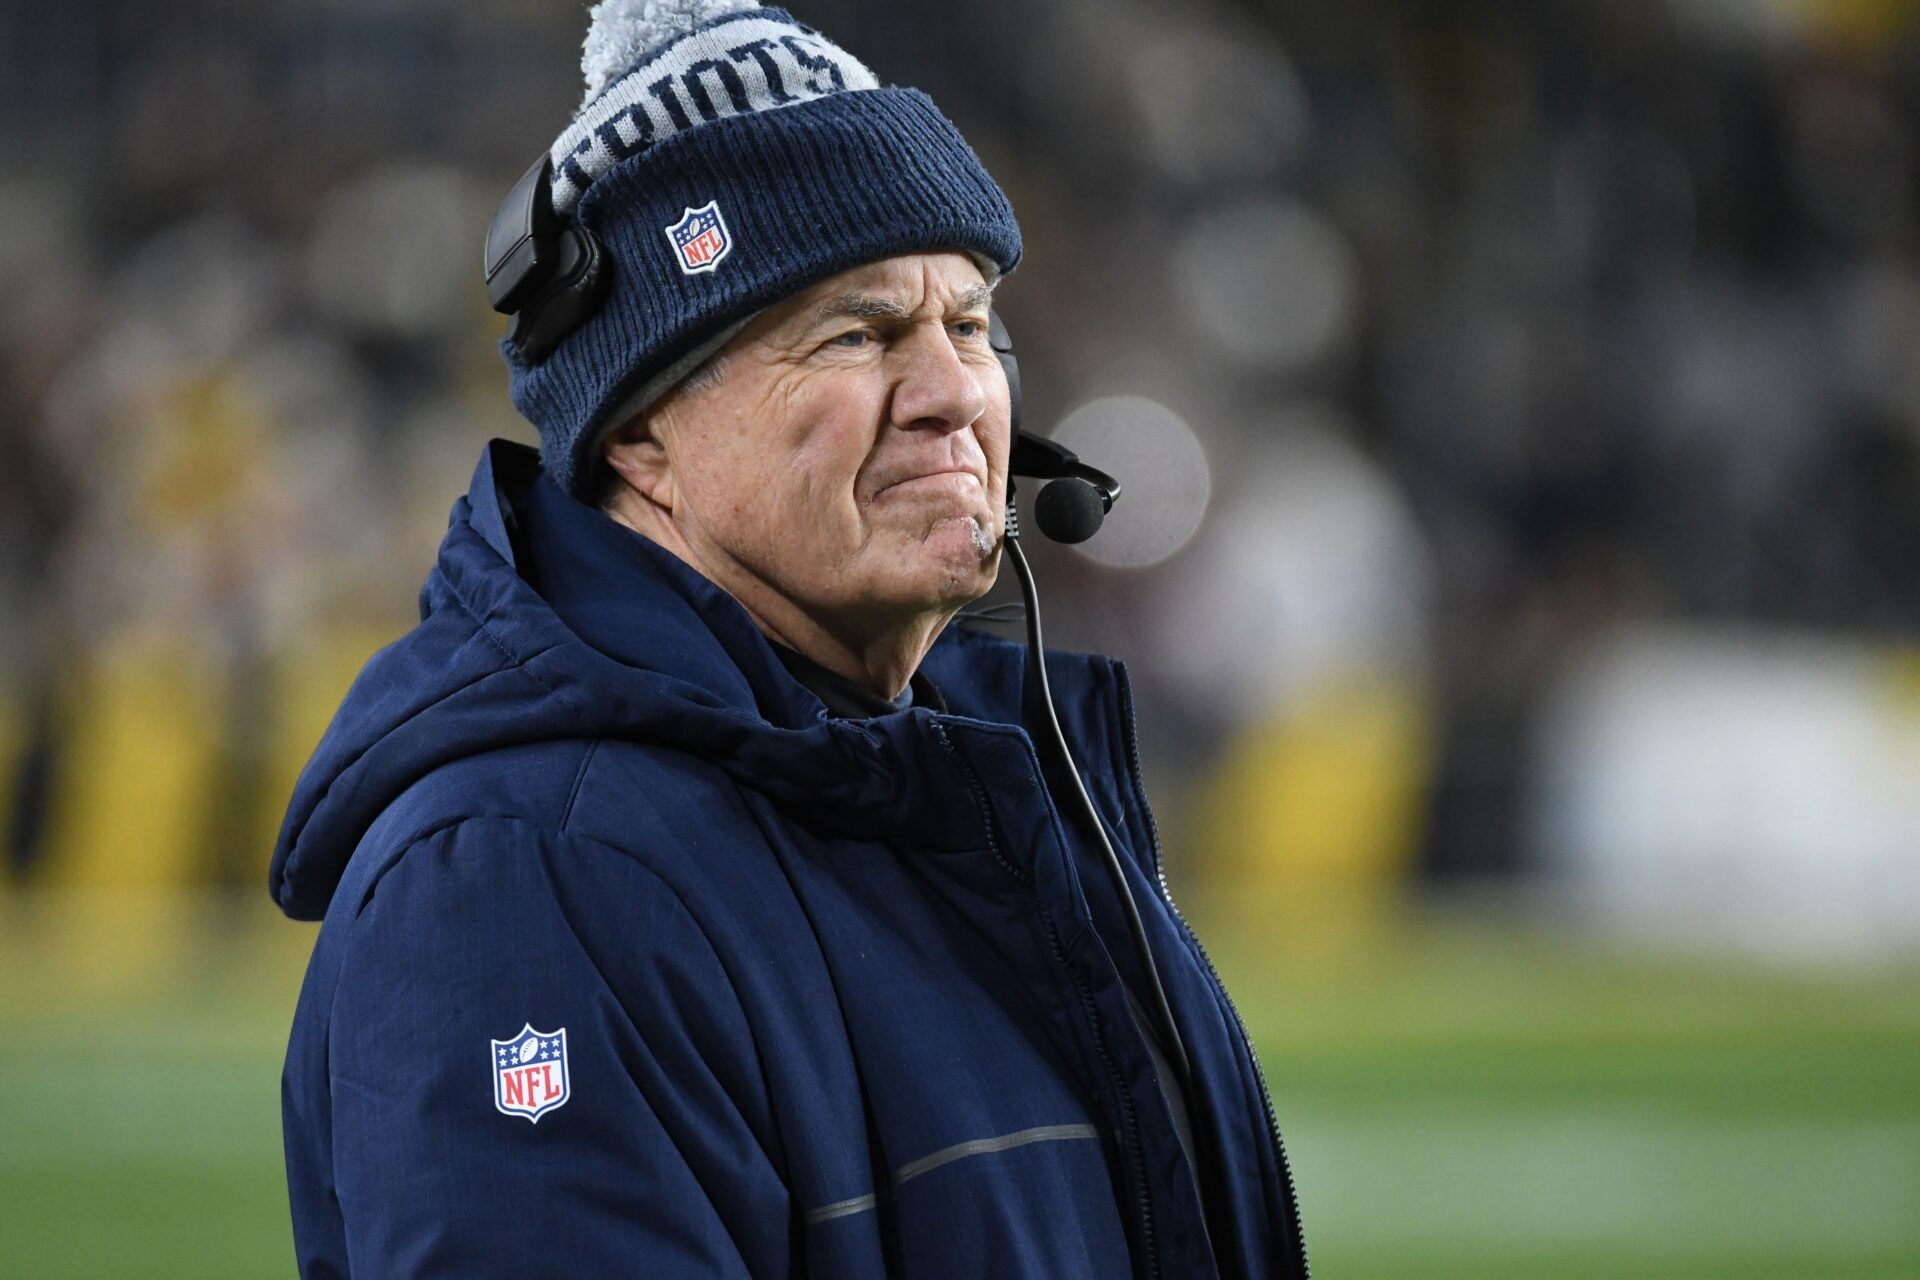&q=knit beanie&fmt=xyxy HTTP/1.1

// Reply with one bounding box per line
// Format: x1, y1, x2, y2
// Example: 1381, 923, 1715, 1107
502, 0, 1024, 500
